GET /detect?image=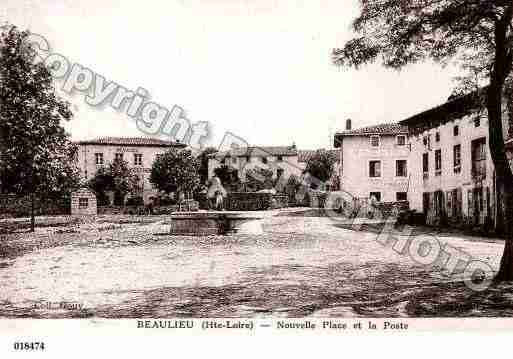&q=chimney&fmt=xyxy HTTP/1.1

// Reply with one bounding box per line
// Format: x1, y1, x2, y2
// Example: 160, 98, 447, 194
345, 119, 352, 131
